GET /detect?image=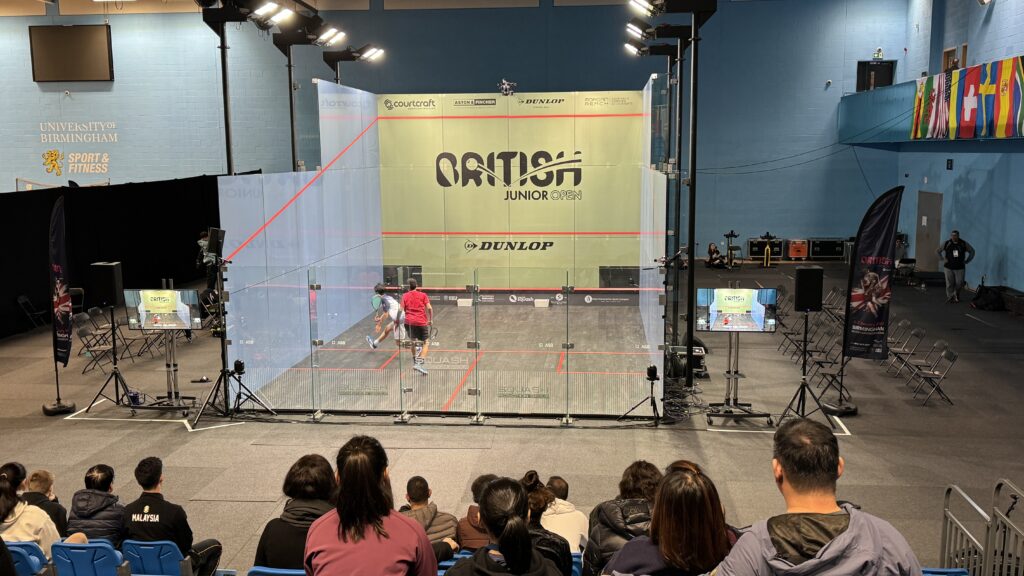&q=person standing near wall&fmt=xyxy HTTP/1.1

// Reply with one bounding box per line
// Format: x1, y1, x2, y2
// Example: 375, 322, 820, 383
937, 230, 975, 303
